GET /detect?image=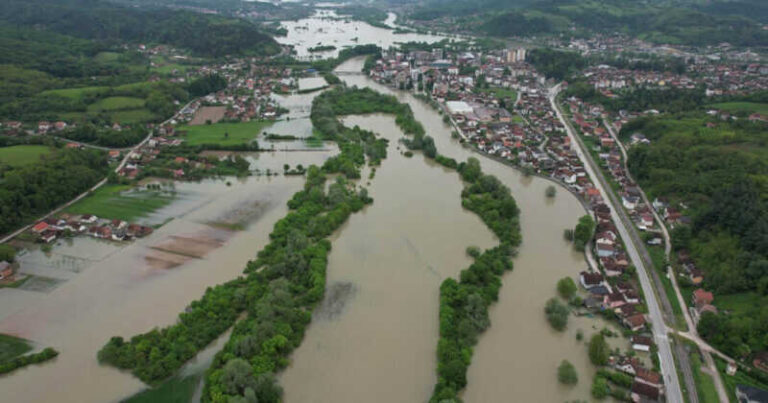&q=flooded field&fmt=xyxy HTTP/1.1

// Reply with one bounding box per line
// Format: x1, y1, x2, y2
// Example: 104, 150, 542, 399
276, 9, 447, 59
280, 114, 497, 402
0, 89, 339, 402
281, 57, 624, 402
